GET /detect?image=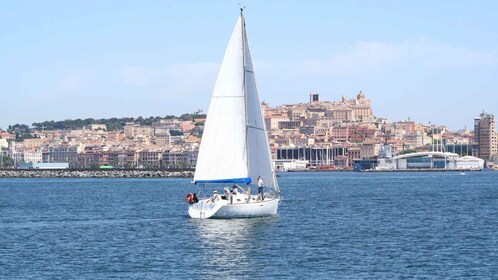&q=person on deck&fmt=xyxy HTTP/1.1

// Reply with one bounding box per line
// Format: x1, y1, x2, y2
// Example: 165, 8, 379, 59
222, 187, 230, 200
257, 176, 264, 201
230, 185, 238, 204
